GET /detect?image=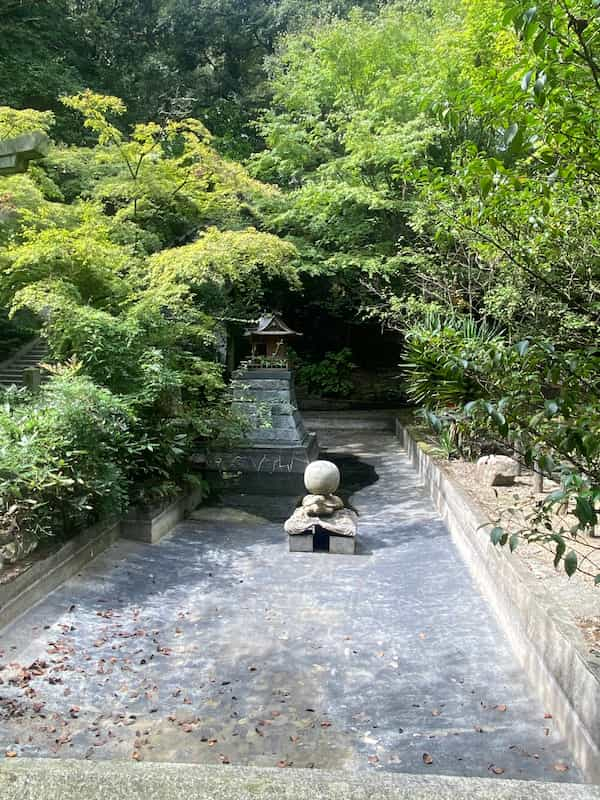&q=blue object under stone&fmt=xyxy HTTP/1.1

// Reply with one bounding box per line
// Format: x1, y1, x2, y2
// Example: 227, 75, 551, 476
206, 367, 319, 494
